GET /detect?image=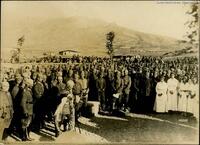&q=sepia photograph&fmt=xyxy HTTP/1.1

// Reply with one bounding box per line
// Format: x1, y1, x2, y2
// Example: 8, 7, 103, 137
0, 1, 199, 144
